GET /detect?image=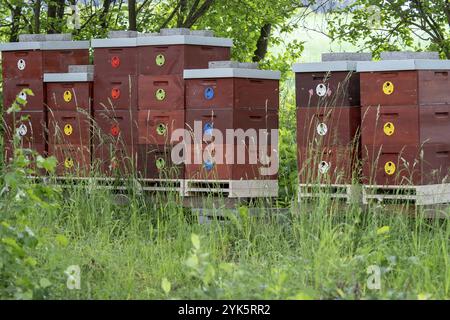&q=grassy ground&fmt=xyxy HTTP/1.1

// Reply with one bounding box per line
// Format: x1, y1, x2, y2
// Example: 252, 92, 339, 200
10, 184, 450, 299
